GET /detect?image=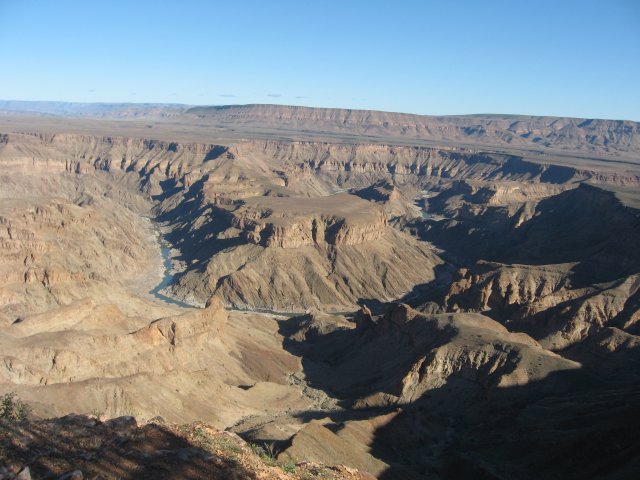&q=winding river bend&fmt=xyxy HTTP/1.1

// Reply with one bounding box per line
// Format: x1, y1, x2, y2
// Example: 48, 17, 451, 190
149, 244, 195, 309
149, 237, 311, 318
